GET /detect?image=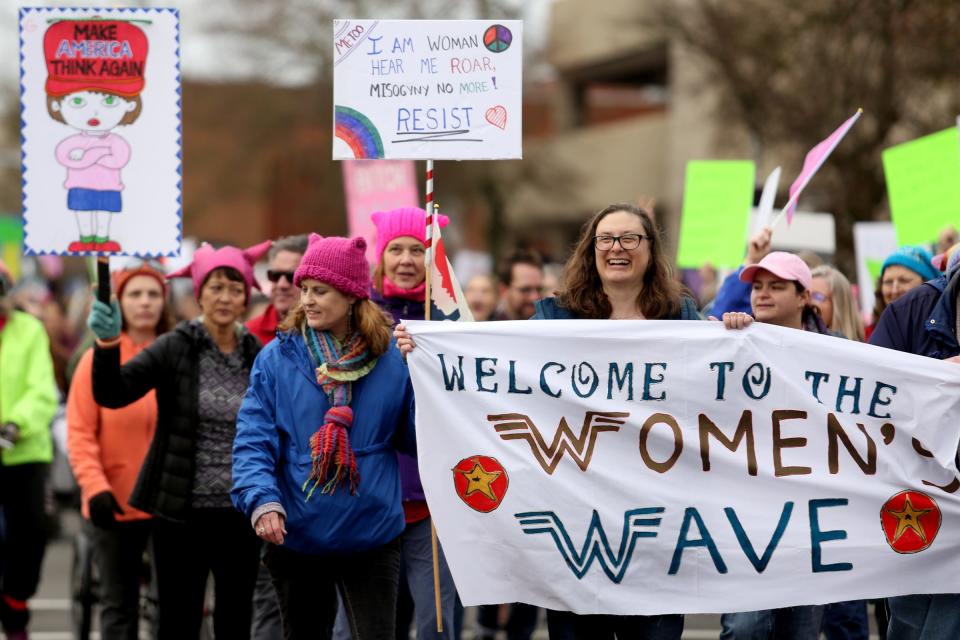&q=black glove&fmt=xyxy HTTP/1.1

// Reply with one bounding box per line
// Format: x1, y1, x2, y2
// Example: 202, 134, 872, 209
88, 491, 125, 529
0, 422, 19, 449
